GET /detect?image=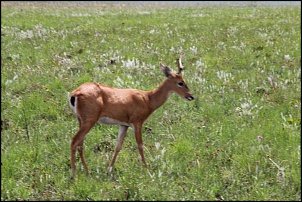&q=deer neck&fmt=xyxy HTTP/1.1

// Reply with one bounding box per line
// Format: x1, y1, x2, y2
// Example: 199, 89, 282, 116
148, 79, 172, 111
